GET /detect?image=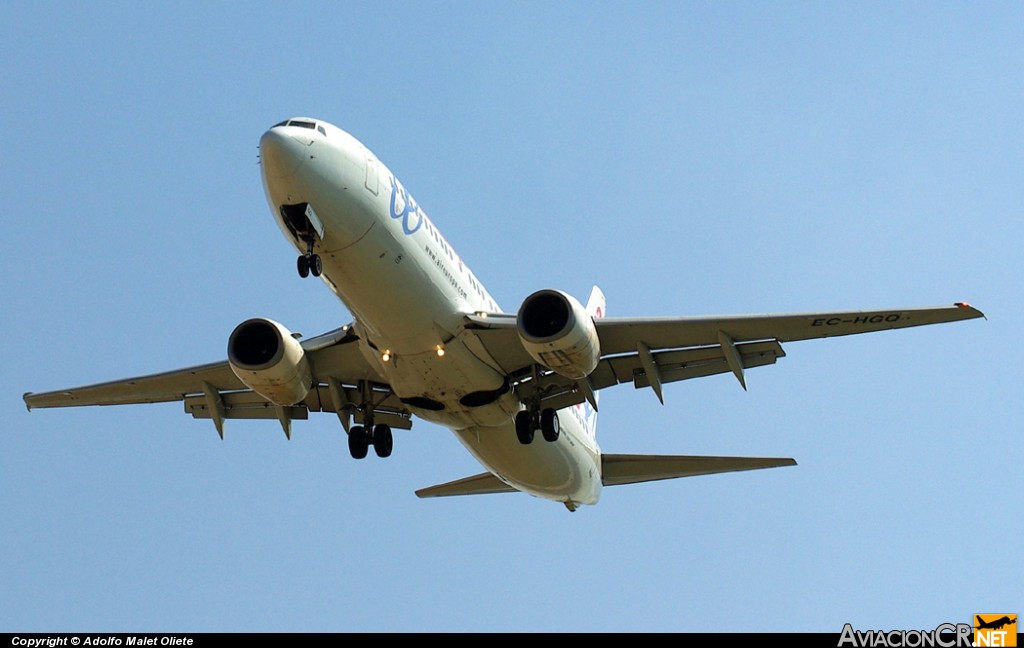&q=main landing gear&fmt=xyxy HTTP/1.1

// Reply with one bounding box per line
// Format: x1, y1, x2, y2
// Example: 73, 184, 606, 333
344, 381, 393, 459
515, 407, 559, 445
347, 423, 393, 459
297, 238, 322, 278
